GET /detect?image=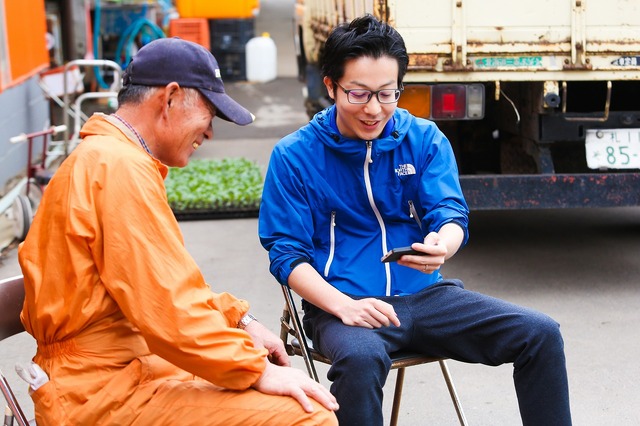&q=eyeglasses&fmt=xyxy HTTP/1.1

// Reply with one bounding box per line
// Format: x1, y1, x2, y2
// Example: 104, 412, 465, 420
336, 82, 403, 104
